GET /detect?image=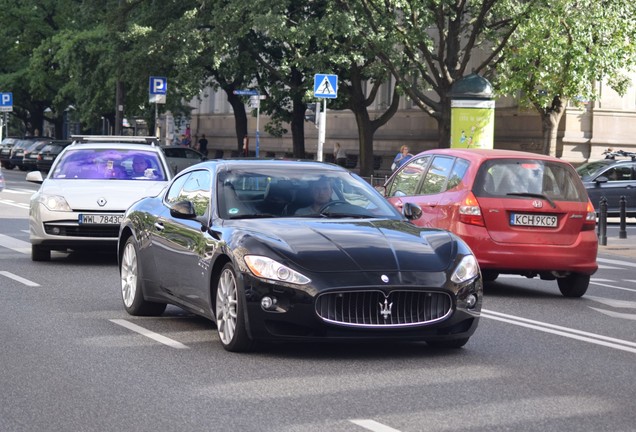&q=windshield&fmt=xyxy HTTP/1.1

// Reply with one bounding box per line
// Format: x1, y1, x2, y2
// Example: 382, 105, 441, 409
576, 160, 612, 178
217, 167, 401, 220
50, 148, 167, 180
